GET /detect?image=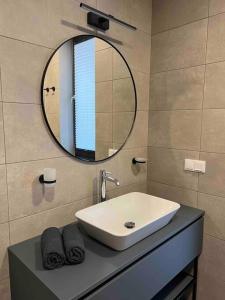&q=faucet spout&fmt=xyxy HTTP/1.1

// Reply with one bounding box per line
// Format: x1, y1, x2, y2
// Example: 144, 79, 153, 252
105, 175, 120, 186
99, 170, 120, 203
